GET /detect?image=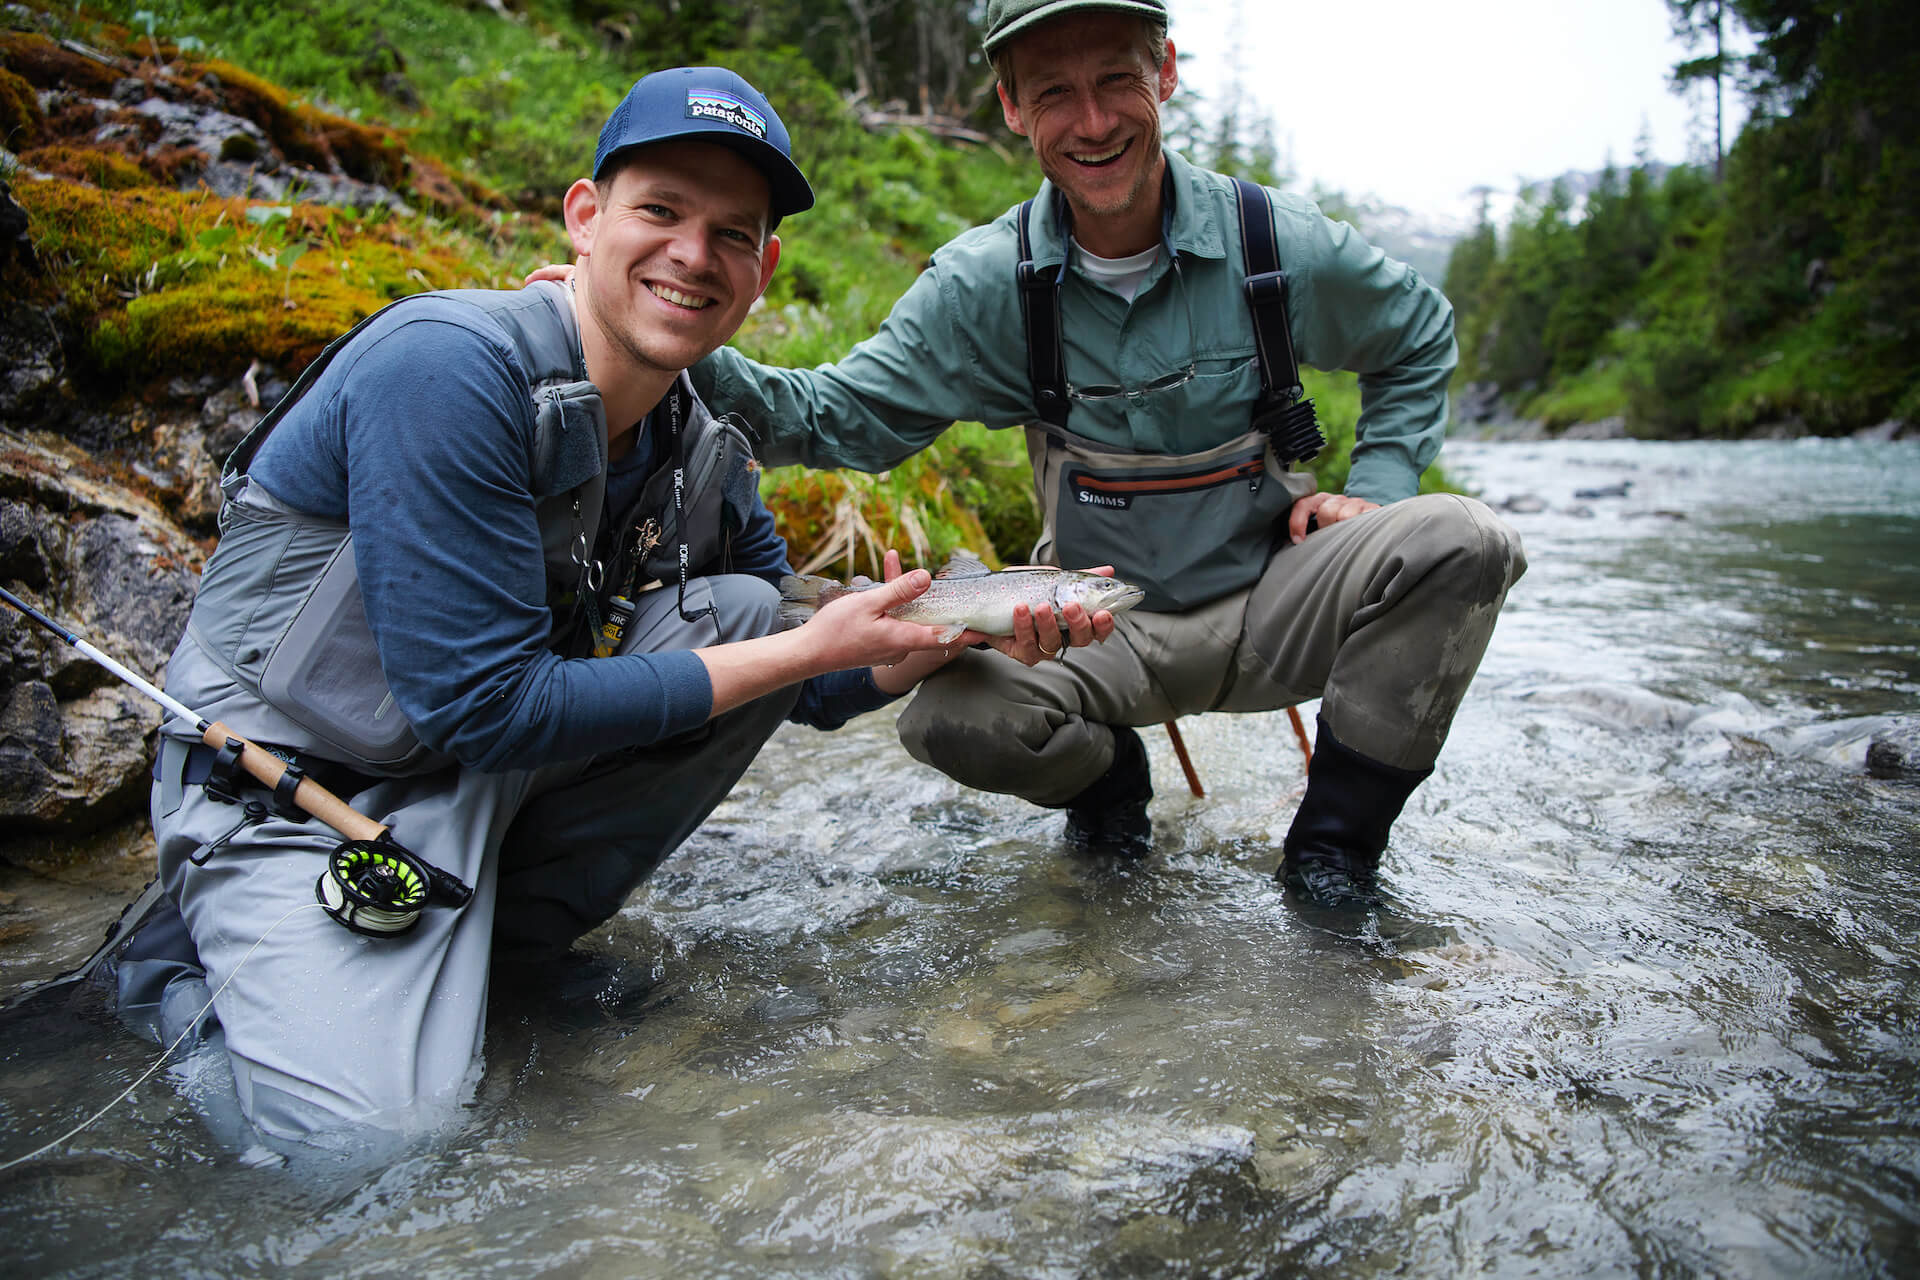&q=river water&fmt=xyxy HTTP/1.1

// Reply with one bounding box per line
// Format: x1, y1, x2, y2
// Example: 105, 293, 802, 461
3, 438, 1917, 1277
